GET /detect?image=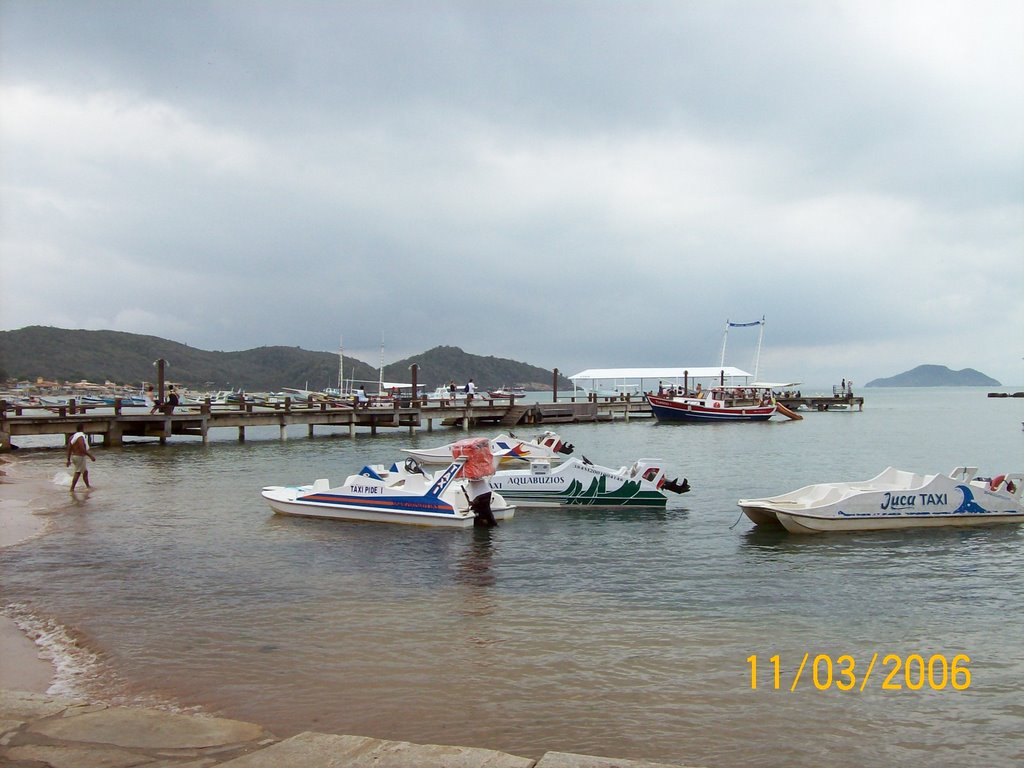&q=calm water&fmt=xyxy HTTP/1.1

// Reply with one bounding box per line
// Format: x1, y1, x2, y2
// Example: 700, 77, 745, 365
2, 388, 1023, 767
